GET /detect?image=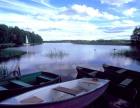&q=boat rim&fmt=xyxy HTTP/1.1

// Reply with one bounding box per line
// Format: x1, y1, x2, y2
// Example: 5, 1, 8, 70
0, 78, 109, 107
